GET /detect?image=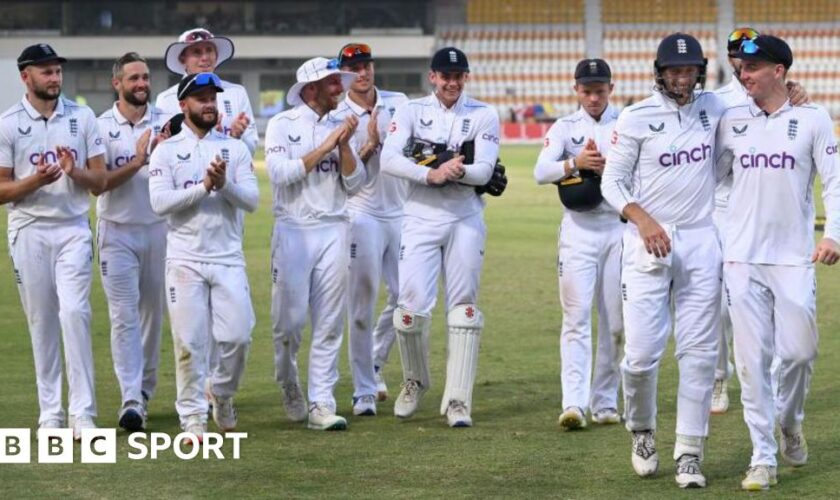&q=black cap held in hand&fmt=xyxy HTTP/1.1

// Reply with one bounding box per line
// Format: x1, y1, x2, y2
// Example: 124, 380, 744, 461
574, 59, 611, 84
431, 47, 470, 73
17, 43, 67, 70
